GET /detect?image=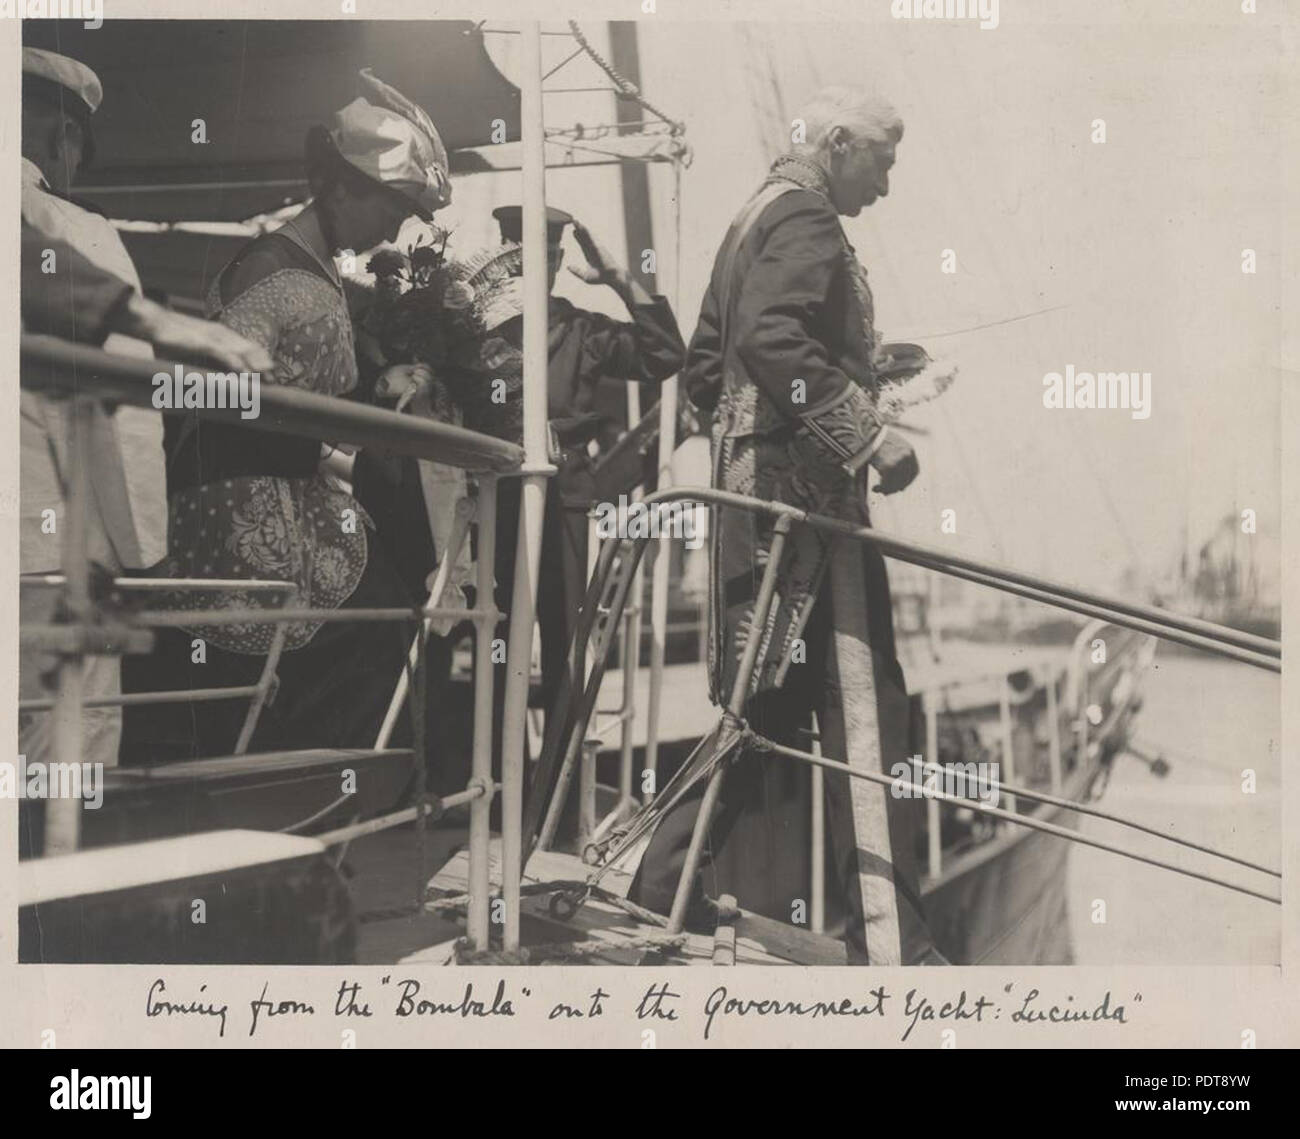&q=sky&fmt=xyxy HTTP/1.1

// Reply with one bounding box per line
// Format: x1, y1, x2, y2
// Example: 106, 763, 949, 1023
447, 10, 1284, 599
